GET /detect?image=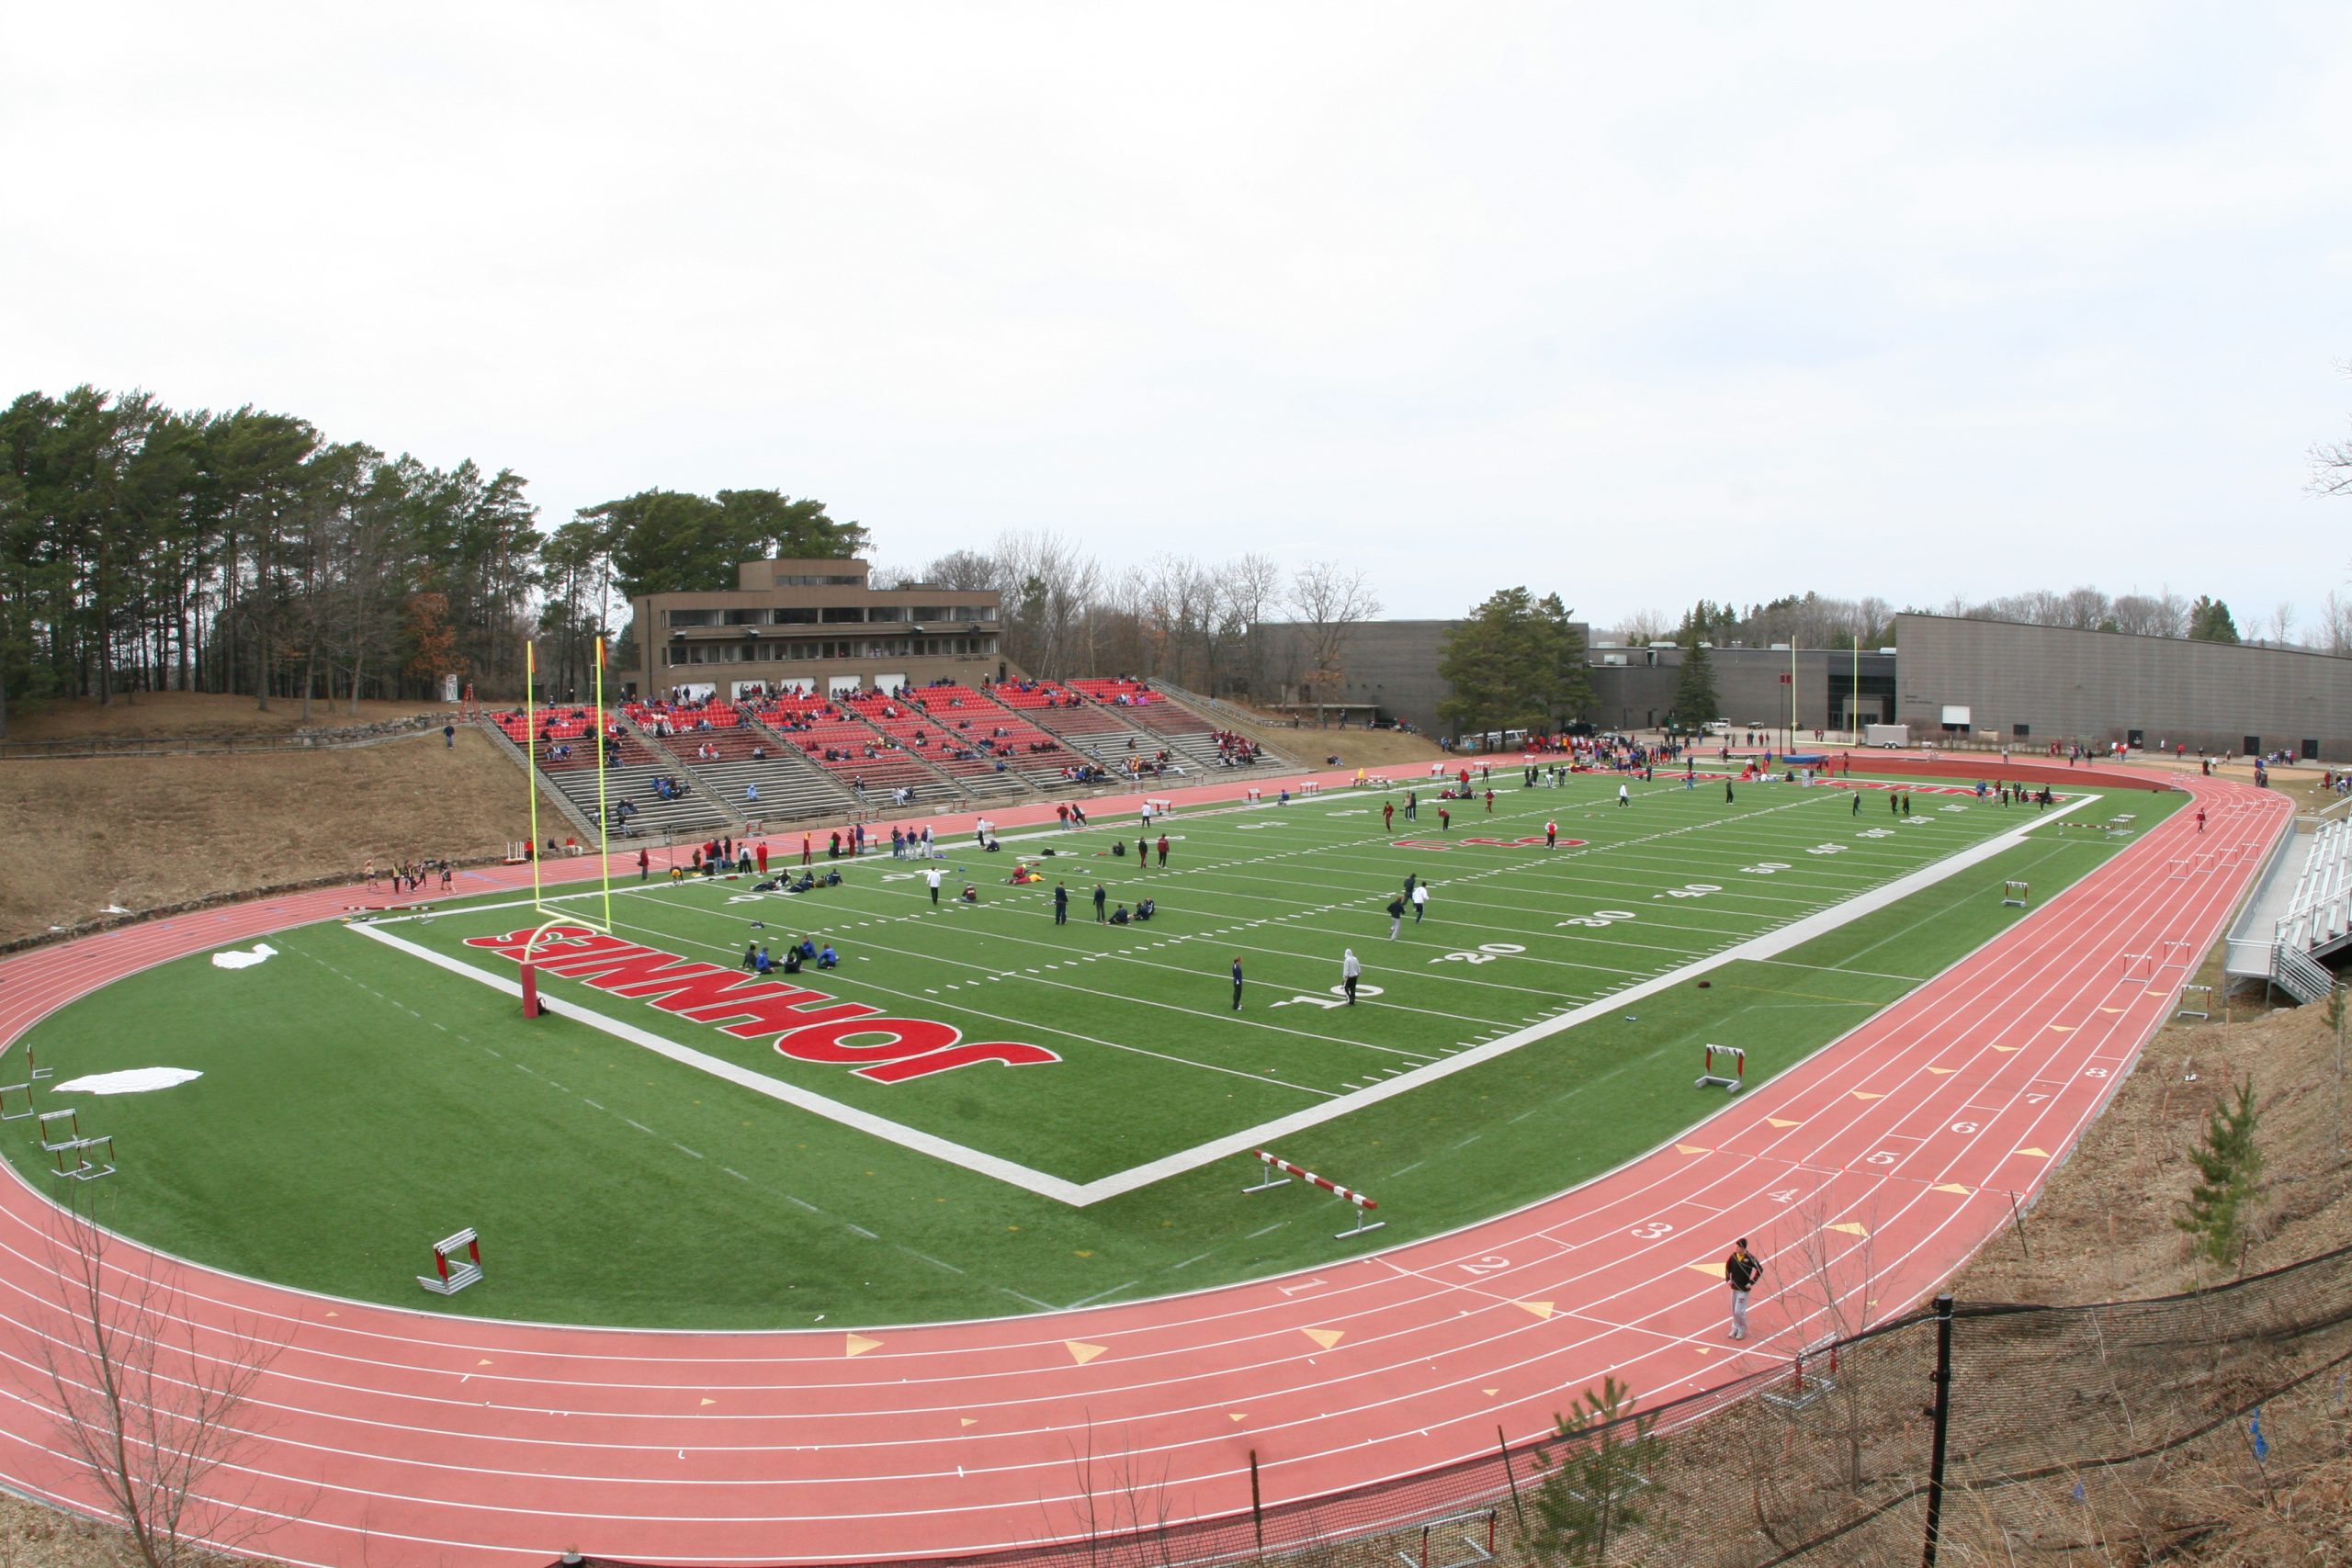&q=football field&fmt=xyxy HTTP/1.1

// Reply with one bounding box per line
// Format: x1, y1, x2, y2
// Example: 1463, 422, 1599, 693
11, 771, 2166, 1326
